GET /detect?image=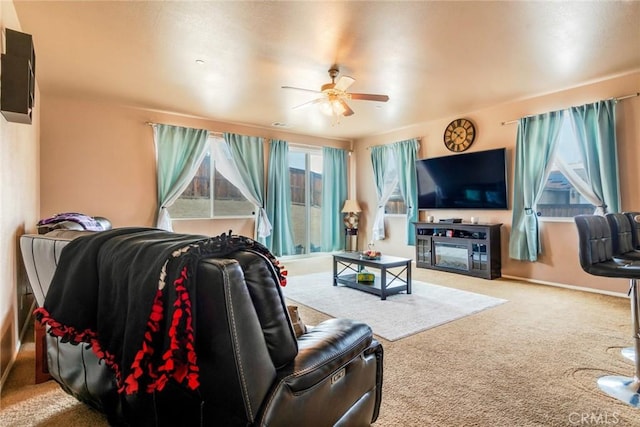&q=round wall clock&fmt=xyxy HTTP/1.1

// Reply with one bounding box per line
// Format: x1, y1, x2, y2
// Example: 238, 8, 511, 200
444, 118, 476, 152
